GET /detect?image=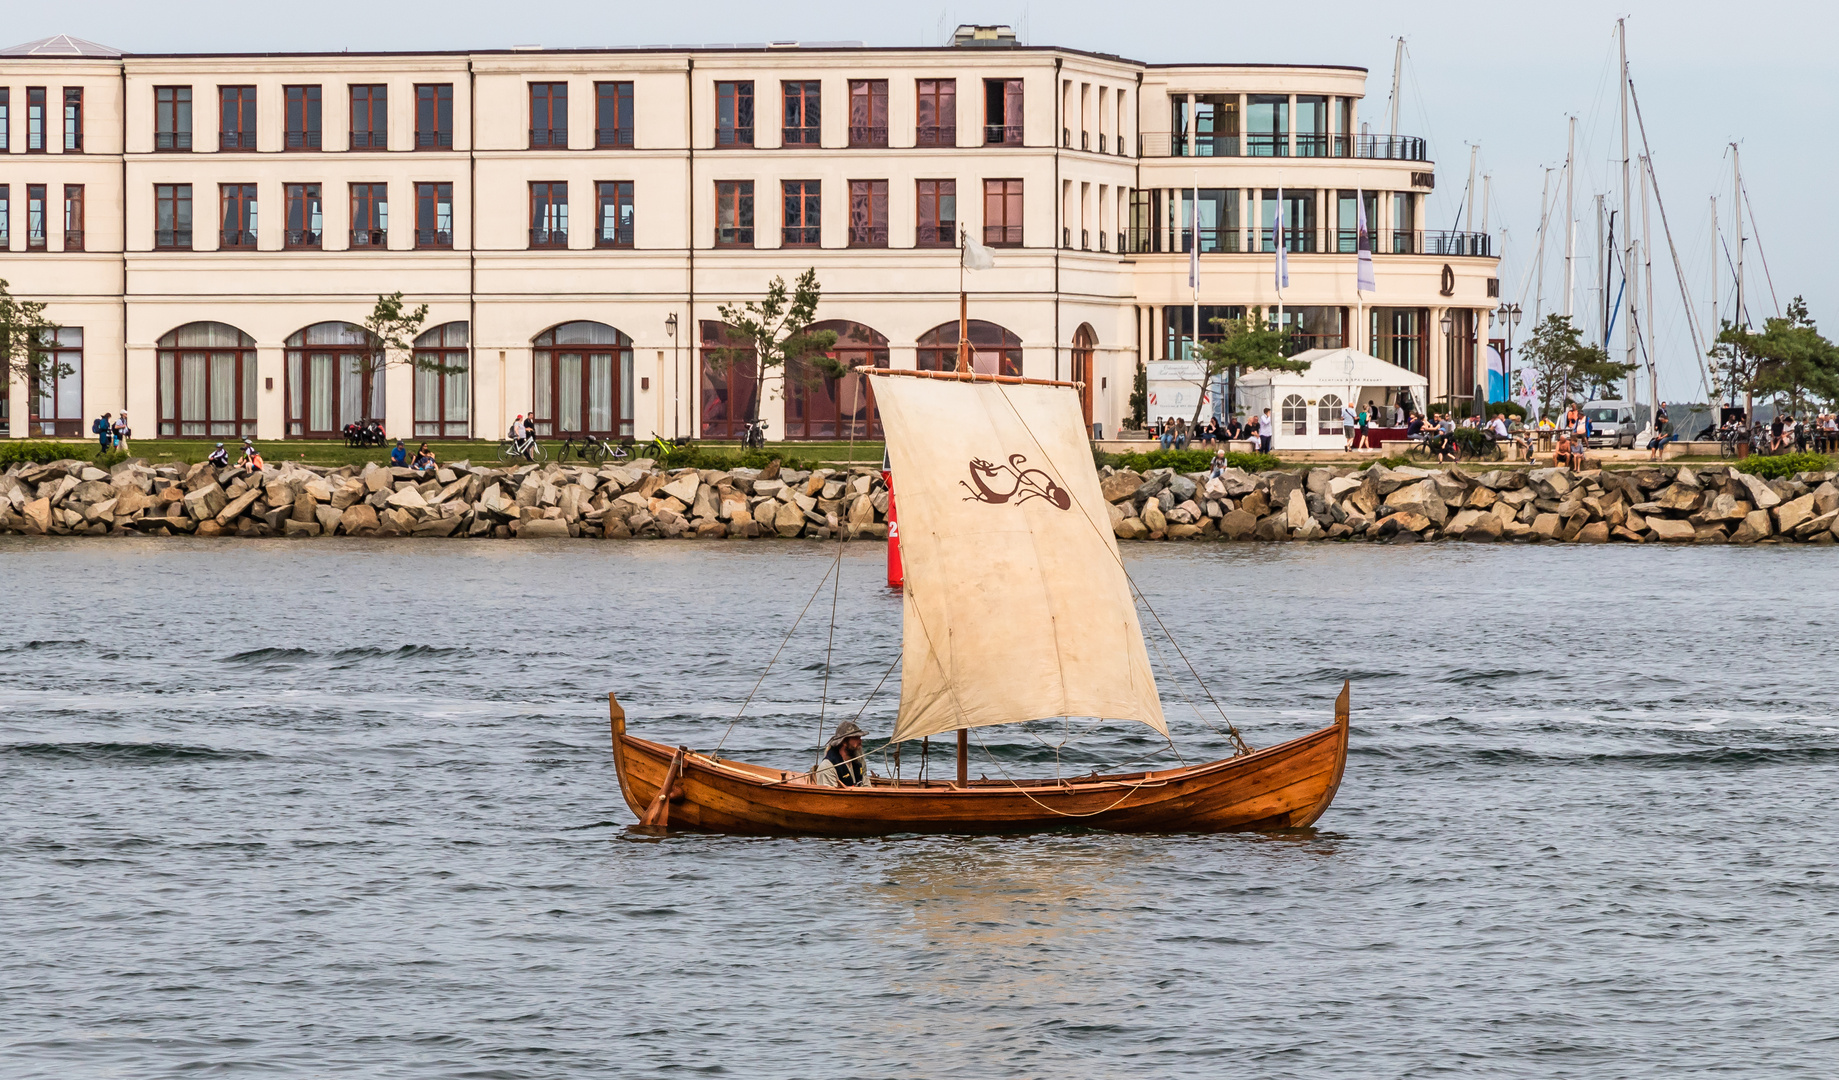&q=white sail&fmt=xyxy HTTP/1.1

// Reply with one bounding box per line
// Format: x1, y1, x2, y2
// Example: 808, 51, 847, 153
867, 372, 1167, 744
